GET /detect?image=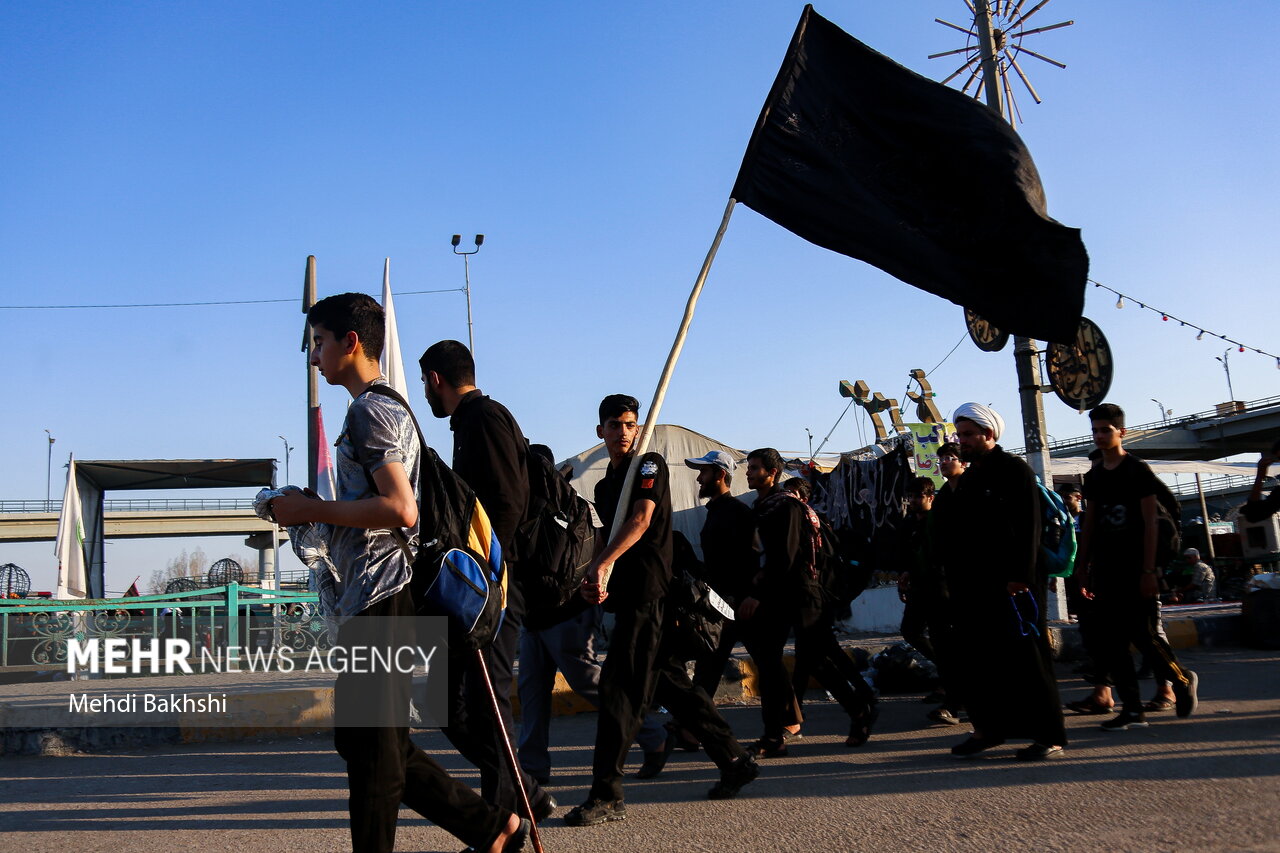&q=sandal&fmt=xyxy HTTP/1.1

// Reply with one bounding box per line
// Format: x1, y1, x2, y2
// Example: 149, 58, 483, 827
1065, 697, 1114, 715
1143, 697, 1175, 713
